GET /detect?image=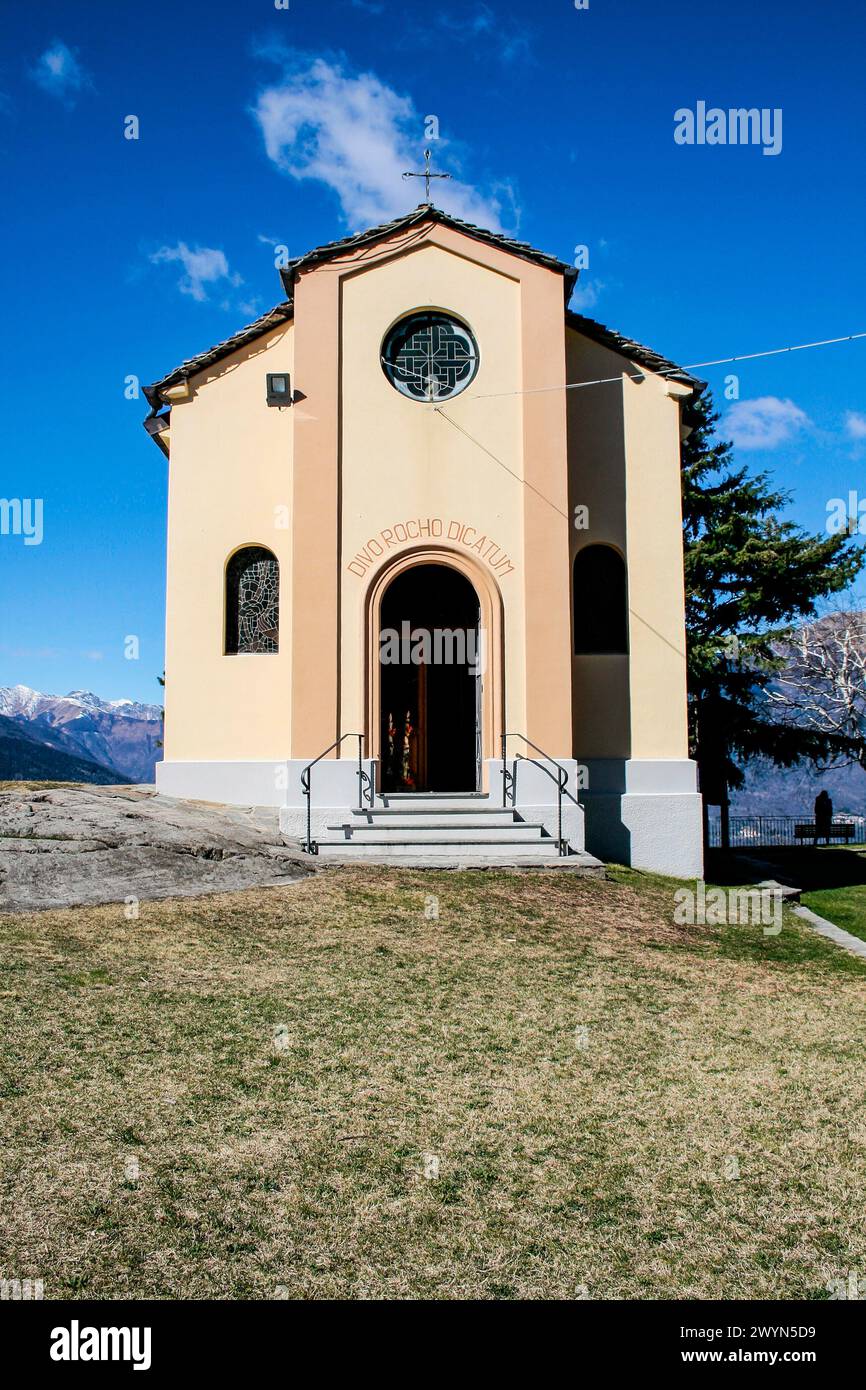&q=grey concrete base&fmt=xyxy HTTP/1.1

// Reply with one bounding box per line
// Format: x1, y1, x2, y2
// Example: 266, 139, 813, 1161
491, 758, 585, 850
580, 758, 704, 879
282, 804, 360, 842
156, 755, 703, 876
157, 759, 288, 806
